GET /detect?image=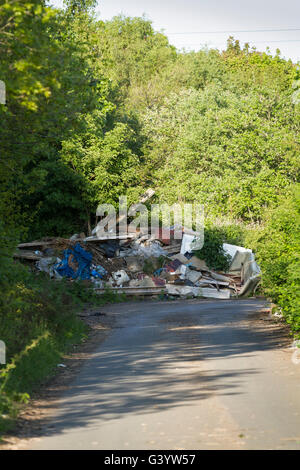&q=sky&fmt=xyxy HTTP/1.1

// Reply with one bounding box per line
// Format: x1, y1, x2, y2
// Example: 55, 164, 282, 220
49, 0, 300, 63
